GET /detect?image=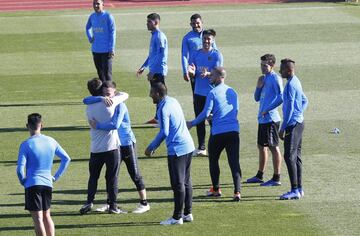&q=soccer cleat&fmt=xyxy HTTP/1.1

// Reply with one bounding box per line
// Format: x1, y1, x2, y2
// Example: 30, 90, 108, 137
145, 118, 158, 124
95, 204, 109, 212
132, 203, 150, 214
108, 207, 127, 214
192, 149, 207, 157
182, 213, 194, 222
79, 203, 93, 215
206, 187, 222, 197
160, 217, 183, 225
245, 176, 264, 184
279, 189, 301, 200
260, 179, 281, 187
298, 188, 304, 197
233, 192, 241, 202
